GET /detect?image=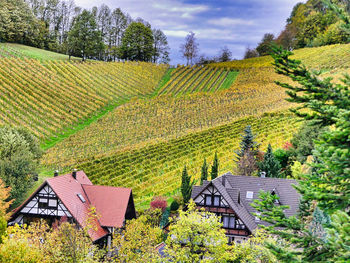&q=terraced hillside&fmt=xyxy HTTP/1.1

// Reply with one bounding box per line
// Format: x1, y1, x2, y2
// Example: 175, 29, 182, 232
157, 65, 238, 95
0, 57, 168, 140
0, 43, 77, 60
42, 66, 291, 167
77, 111, 301, 208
